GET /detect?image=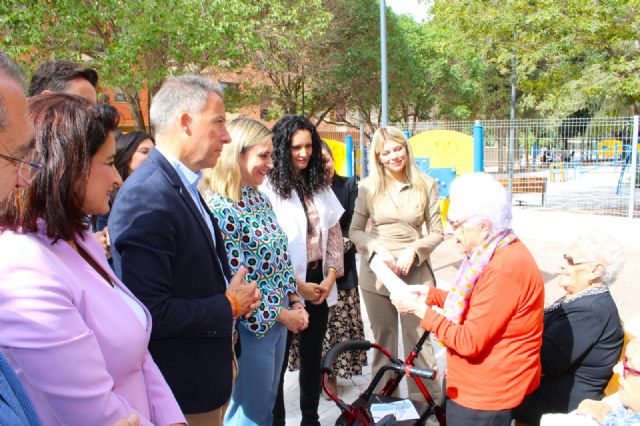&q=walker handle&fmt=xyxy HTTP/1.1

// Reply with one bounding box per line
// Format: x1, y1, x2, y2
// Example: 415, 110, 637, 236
321, 340, 372, 375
